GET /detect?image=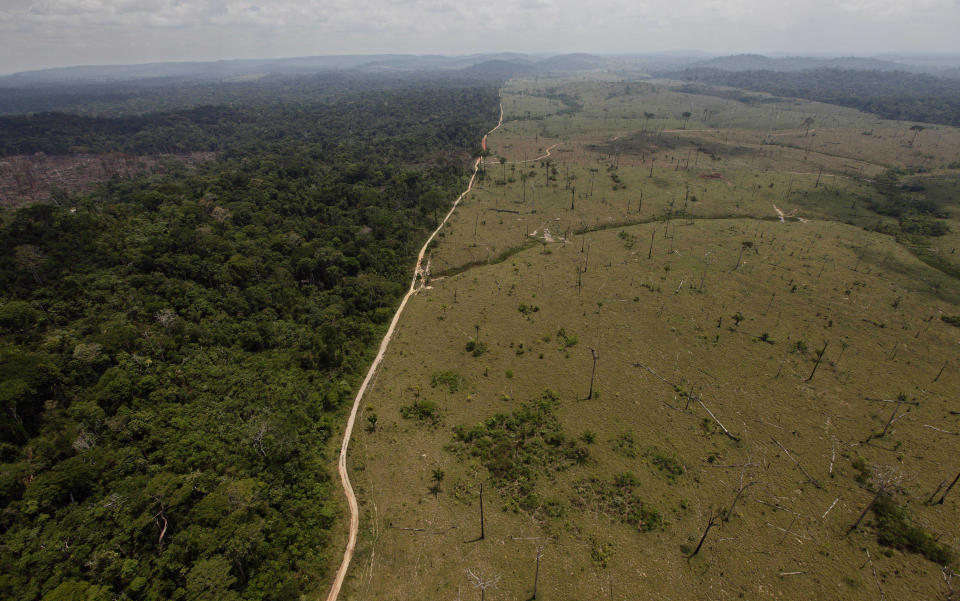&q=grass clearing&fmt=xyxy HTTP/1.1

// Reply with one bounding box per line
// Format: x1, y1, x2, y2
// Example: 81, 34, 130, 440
338, 76, 960, 601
